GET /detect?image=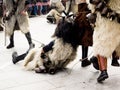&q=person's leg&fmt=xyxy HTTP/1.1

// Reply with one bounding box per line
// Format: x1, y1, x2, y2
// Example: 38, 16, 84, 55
81, 46, 91, 67
25, 32, 35, 50
90, 56, 99, 70
34, 5, 38, 15
12, 51, 28, 64
97, 55, 108, 82
7, 33, 14, 49
111, 51, 119, 66
31, 6, 35, 15
37, 6, 41, 15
